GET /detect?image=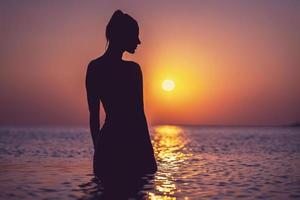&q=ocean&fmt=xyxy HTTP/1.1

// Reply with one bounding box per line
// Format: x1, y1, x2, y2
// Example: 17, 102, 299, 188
0, 125, 299, 200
